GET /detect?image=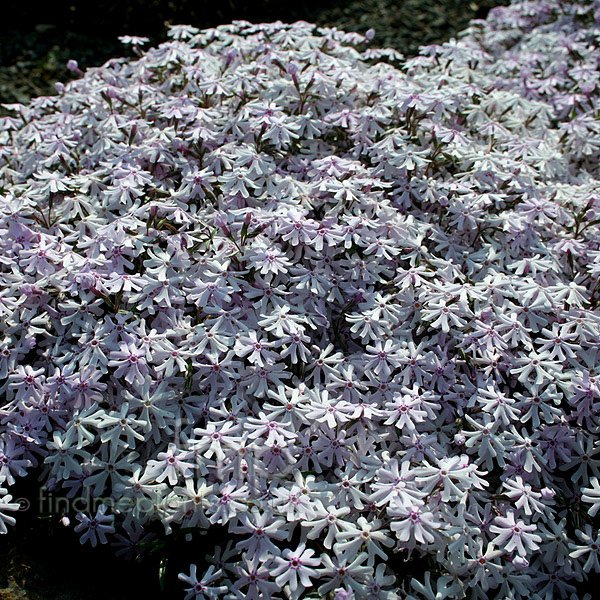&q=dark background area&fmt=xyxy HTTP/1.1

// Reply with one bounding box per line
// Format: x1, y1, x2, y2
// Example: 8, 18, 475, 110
0, 0, 509, 103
